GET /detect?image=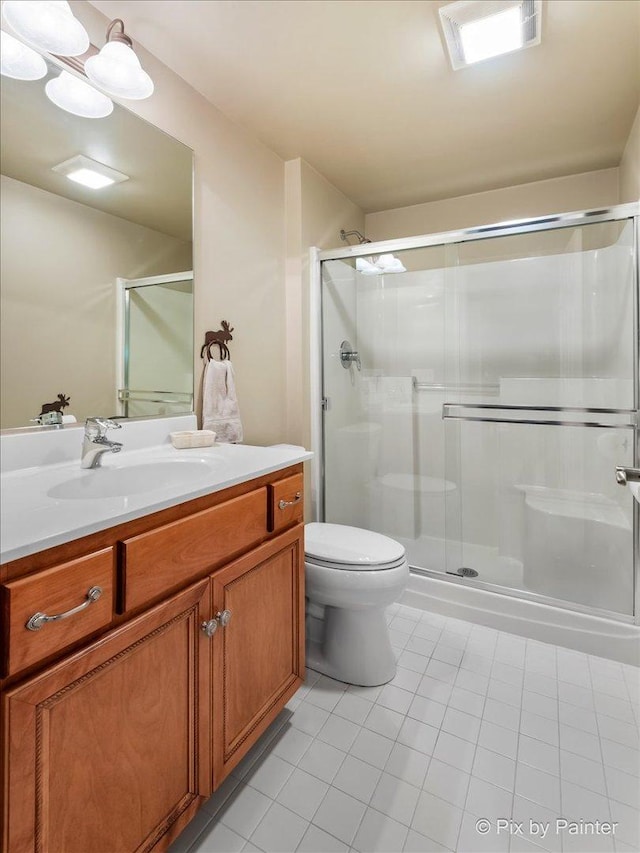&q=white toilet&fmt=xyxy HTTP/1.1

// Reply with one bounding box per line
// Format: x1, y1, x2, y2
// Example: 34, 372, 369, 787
304, 522, 409, 686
